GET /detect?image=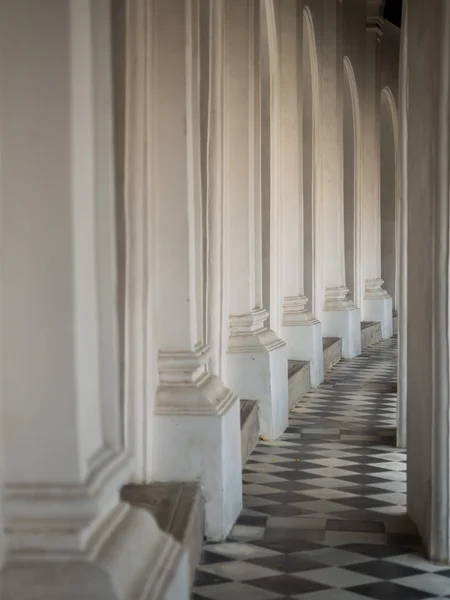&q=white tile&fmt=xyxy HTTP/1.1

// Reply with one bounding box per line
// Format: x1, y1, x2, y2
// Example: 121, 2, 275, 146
300, 488, 356, 500
200, 561, 280, 582
208, 543, 281, 560
296, 566, 378, 588
230, 525, 266, 541
395, 573, 450, 596
388, 553, 450, 572
193, 581, 282, 600
297, 548, 372, 567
